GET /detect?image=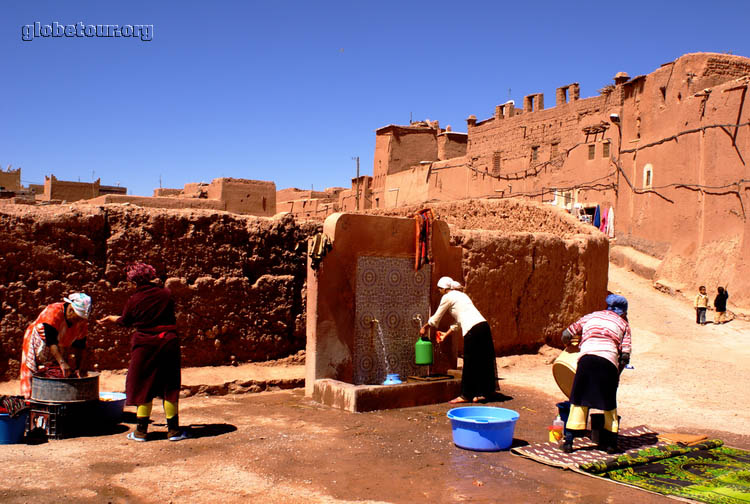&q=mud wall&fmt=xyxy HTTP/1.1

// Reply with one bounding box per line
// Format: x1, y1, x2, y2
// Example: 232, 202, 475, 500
367, 198, 609, 354
0, 204, 314, 381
